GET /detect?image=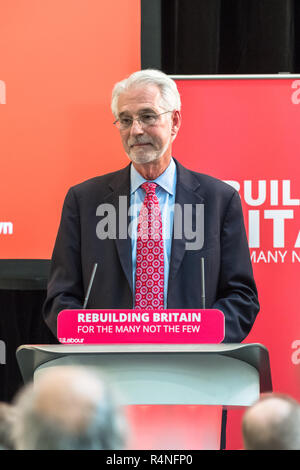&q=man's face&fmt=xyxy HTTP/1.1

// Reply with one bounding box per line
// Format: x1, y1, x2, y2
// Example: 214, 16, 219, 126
116, 84, 179, 165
